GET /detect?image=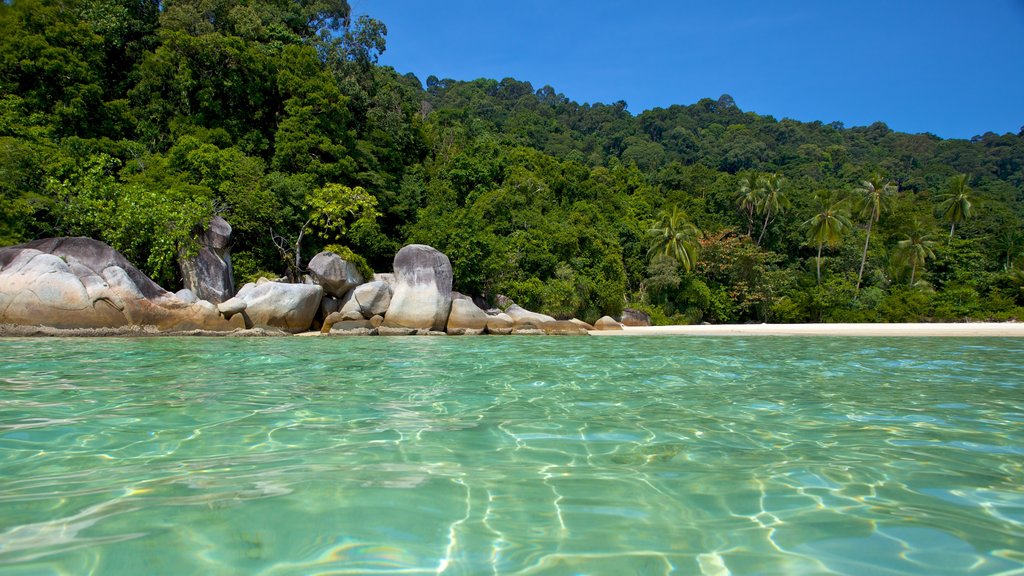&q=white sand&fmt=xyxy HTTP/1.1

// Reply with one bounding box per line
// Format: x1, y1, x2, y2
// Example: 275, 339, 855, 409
588, 323, 1024, 337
